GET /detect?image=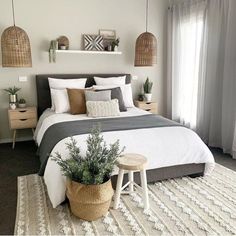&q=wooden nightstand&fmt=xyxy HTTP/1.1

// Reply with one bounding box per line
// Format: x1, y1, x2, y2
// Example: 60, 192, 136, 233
135, 101, 158, 114
8, 107, 37, 149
